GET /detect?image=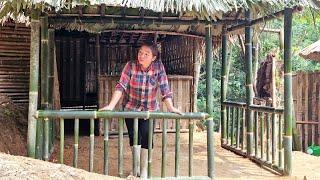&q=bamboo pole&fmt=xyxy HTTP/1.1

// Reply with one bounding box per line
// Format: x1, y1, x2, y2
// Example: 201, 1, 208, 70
231, 107, 235, 146
37, 15, 49, 160
89, 118, 95, 172
254, 111, 258, 157
188, 119, 194, 177
175, 119, 181, 177
236, 107, 240, 149
205, 24, 214, 179
272, 113, 276, 164
104, 118, 109, 175
118, 118, 124, 177
283, 8, 293, 175
161, 118, 167, 178
226, 107, 229, 144
133, 118, 139, 176
60, 118, 64, 163
74, 118, 79, 167
260, 113, 264, 160
48, 28, 55, 152
245, 10, 254, 157
148, 119, 153, 178
44, 118, 49, 161
221, 28, 228, 145
278, 114, 283, 168
27, 12, 40, 158
267, 113, 271, 162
